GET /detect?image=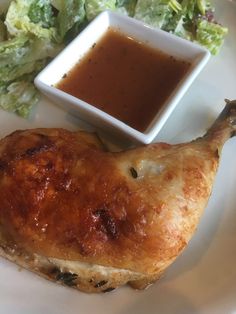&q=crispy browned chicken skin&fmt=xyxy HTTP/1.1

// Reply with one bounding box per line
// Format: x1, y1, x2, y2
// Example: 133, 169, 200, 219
0, 100, 235, 292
